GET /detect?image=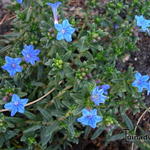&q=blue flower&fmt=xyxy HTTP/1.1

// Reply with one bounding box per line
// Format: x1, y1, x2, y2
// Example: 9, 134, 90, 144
54, 19, 75, 42
4, 94, 28, 116
77, 108, 103, 128
91, 86, 108, 105
132, 72, 149, 92
135, 15, 150, 33
145, 81, 150, 95
16, 0, 23, 4
100, 84, 110, 95
21, 45, 40, 65
2, 56, 23, 77
47, 2, 62, 24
